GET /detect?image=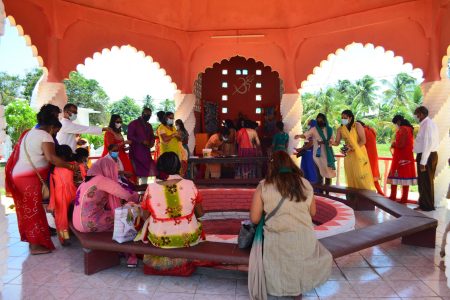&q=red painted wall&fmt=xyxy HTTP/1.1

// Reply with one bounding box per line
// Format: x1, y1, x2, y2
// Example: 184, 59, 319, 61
200, 56, 280, 131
